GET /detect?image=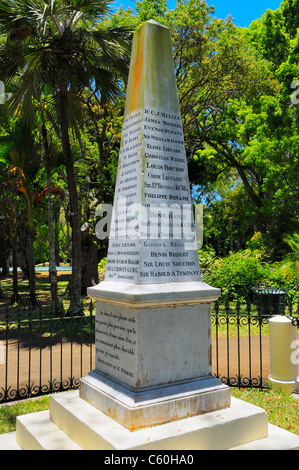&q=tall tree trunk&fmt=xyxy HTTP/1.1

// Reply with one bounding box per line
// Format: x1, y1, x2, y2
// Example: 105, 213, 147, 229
23, 188, 37, 308
10, 230, 19, 304
27, 225, 37, 308
41, 119, 58, 316
54, 202, 60, 266
59, 65, 82, 314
